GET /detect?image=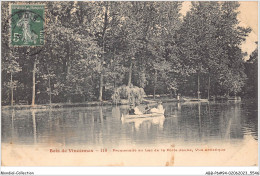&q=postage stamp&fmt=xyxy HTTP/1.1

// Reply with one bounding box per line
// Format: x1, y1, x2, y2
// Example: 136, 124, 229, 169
10, 4, 45, 46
